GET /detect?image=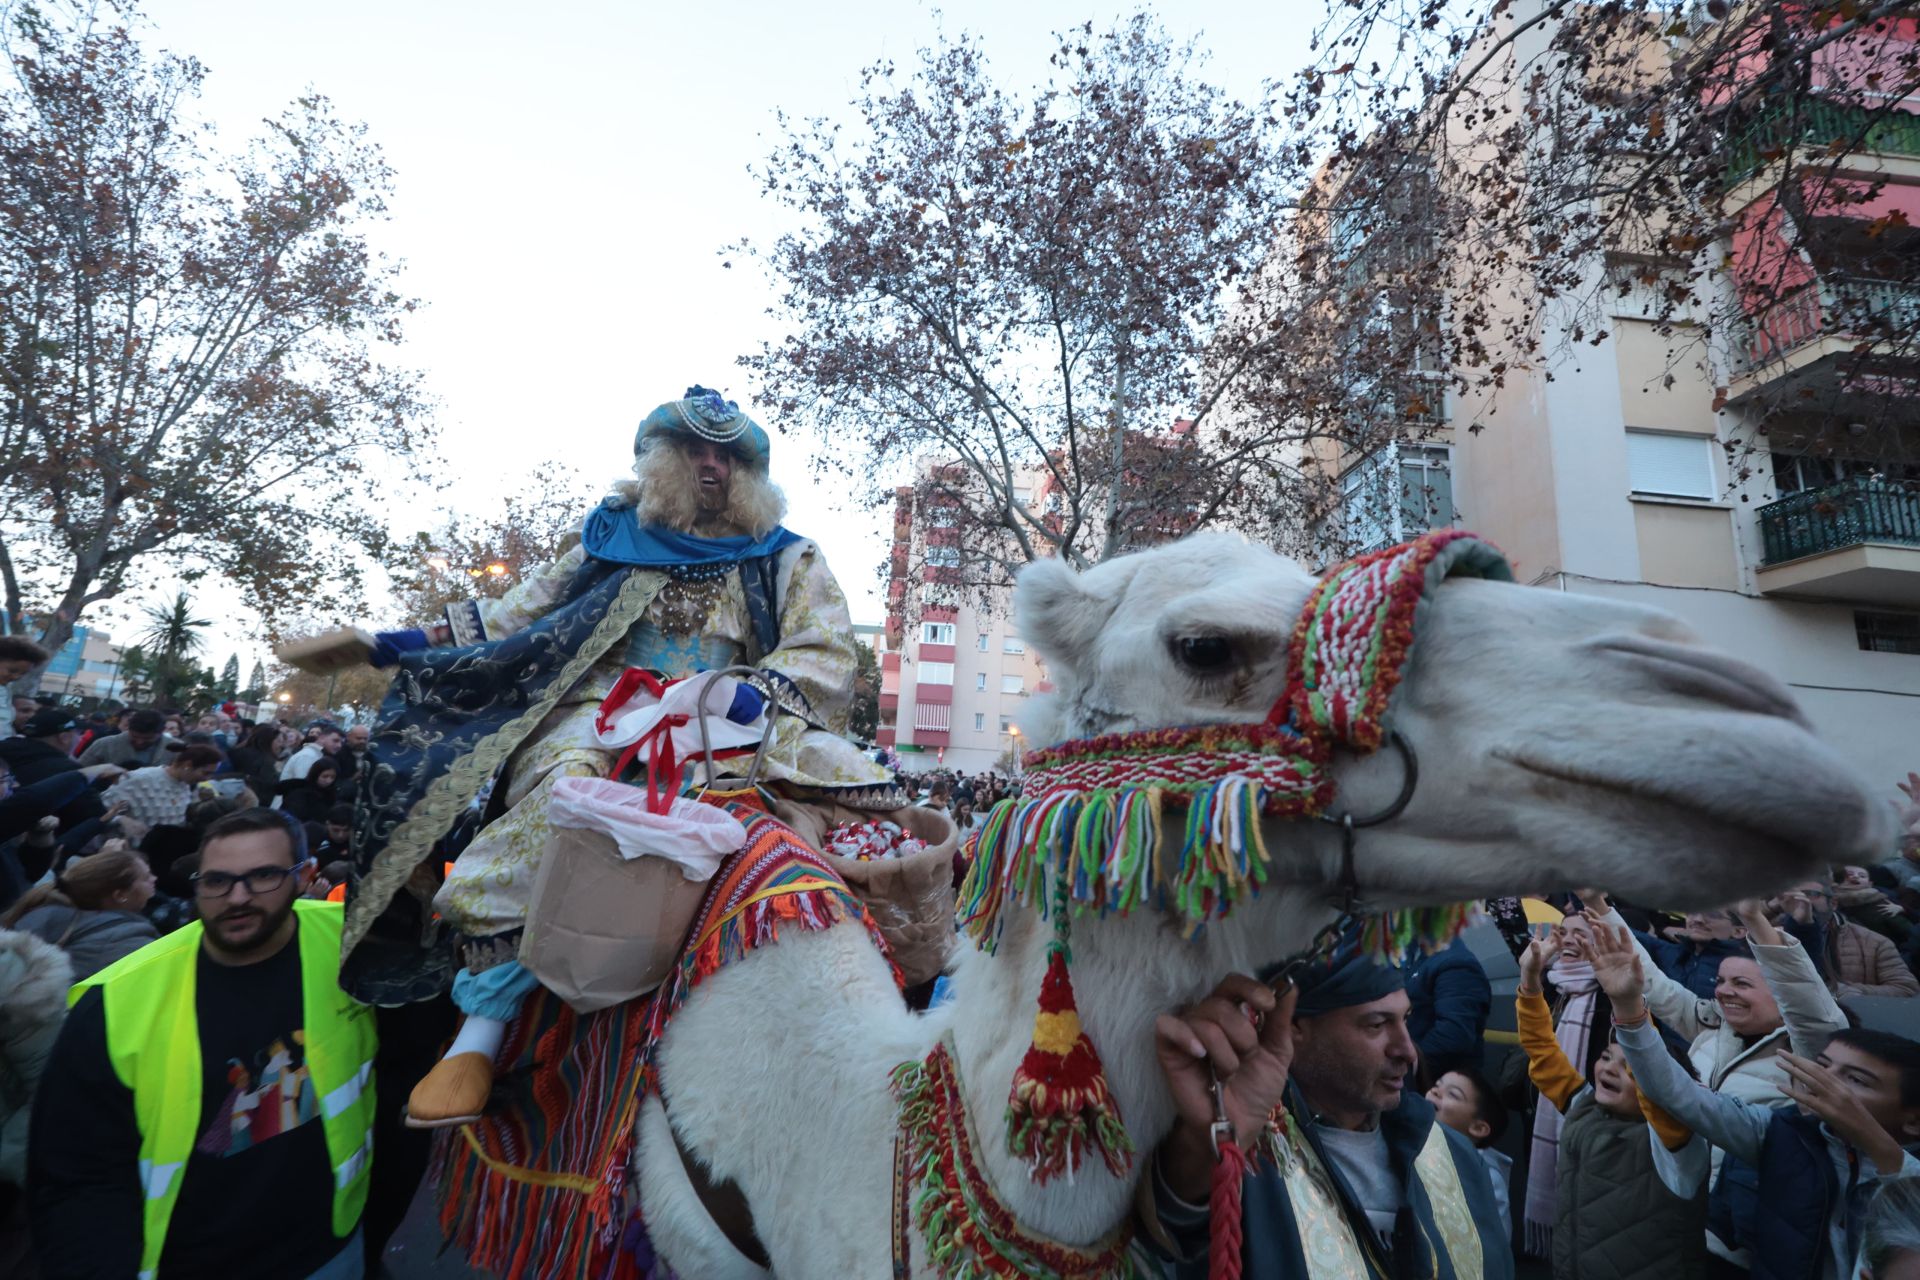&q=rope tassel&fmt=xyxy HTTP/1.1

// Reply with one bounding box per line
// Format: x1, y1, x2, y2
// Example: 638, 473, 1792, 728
1004, 881, 1135, 1184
